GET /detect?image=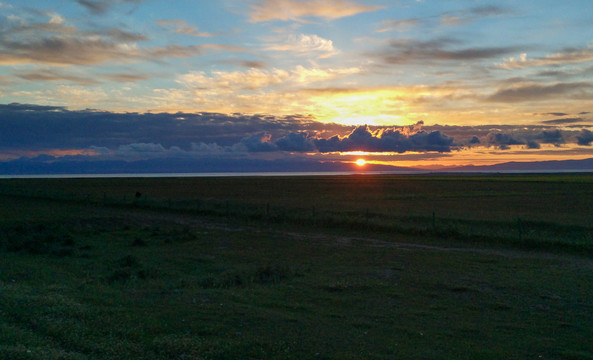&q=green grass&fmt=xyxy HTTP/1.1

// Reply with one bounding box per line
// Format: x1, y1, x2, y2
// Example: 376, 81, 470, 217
1, 175, 592, 359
